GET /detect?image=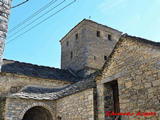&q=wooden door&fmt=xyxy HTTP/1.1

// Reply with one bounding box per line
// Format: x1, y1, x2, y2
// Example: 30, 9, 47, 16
112, 81, 121, 120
